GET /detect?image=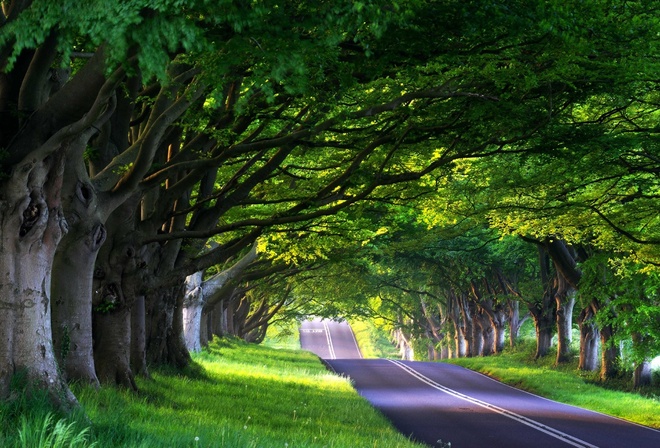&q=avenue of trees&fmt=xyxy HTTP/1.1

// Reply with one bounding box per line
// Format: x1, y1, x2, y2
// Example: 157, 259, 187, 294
1, 0, 660, 410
